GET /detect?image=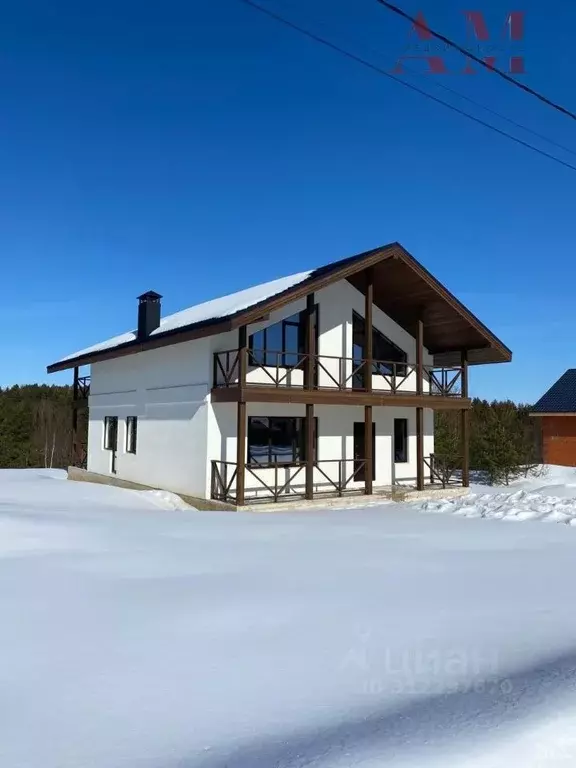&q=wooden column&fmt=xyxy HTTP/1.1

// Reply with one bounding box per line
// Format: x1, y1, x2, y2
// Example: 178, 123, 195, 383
72, 366, 79, 466
416, 319, 424, 490
236, 326, 247, 506
364, 269, 374, 495
461, 350, 470, 488
305, 293, 316, 500
416, 407, 424, 490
